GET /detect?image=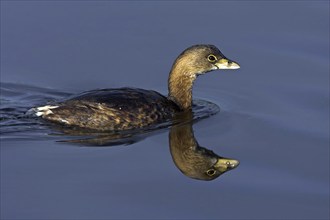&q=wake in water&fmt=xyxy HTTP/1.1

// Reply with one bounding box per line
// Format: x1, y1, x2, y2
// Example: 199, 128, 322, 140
0, 83, 71, 139
0, 82, 220, 146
